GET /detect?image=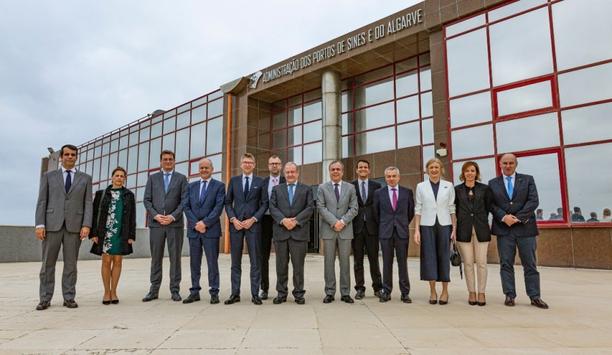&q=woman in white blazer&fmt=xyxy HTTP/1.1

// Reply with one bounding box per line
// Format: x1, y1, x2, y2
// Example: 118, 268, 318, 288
413, 158, 456, 305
